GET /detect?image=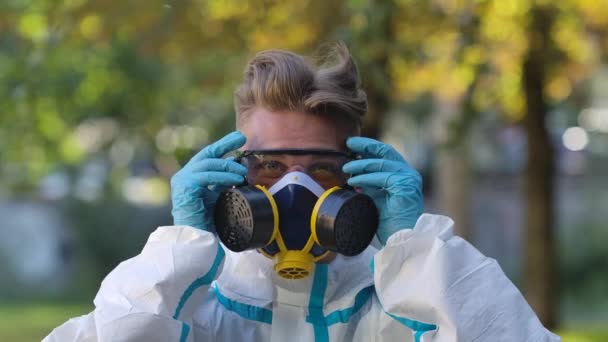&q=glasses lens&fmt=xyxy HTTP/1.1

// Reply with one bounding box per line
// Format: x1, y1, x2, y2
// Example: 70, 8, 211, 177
241, 152, 350, 189
307, 158, 349, 188
242, 155, 287, 186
